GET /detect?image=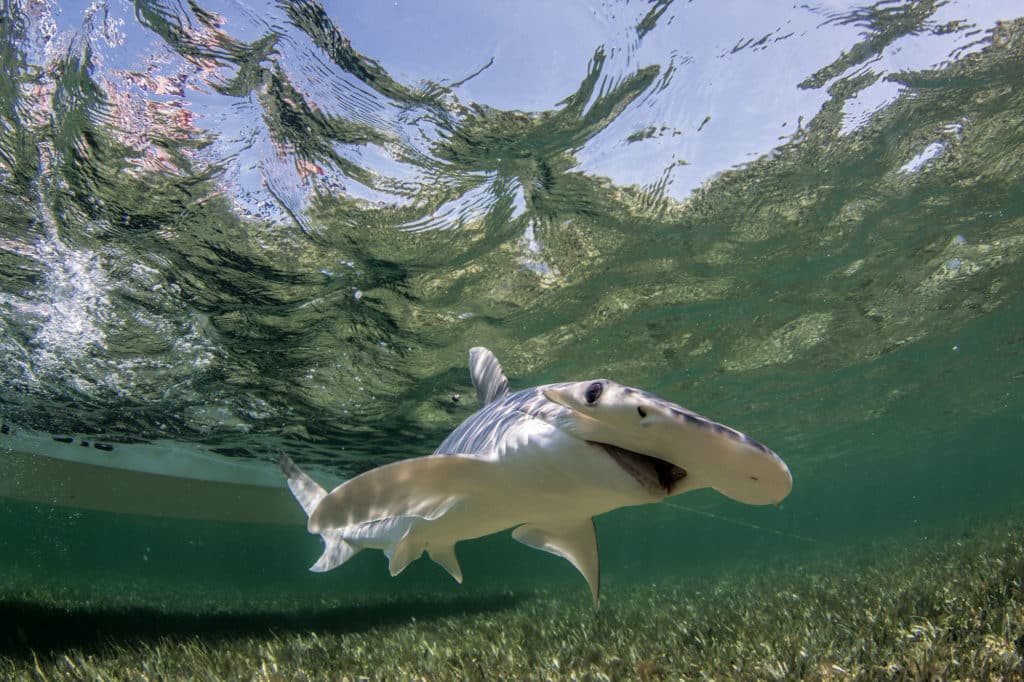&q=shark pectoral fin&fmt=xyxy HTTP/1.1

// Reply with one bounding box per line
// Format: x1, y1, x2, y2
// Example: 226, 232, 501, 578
310, 530, 360, 573
469, 347, 511, 406
388, 530, 425, 577
513, 519, 601, 608
308, 455, 497, 534
427, 544, 463, 584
